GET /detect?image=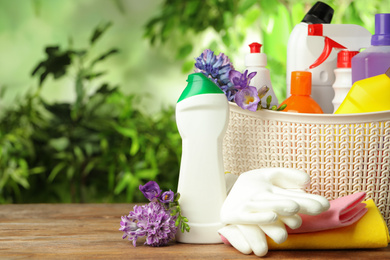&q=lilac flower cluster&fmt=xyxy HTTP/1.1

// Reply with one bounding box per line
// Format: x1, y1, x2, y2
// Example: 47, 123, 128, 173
120, 201, 177, 247
119, 181, 188, 247
194, 49, 236, 101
